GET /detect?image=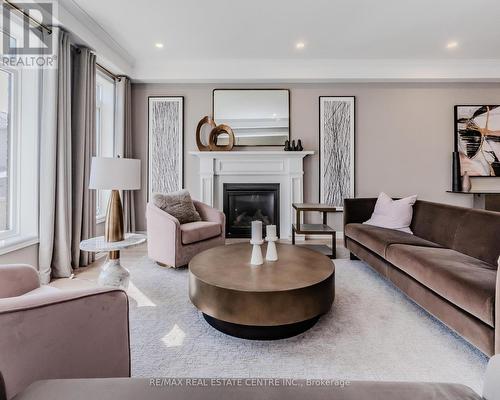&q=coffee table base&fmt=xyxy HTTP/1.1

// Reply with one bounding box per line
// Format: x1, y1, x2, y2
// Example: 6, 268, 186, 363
203, 314, 321, 340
